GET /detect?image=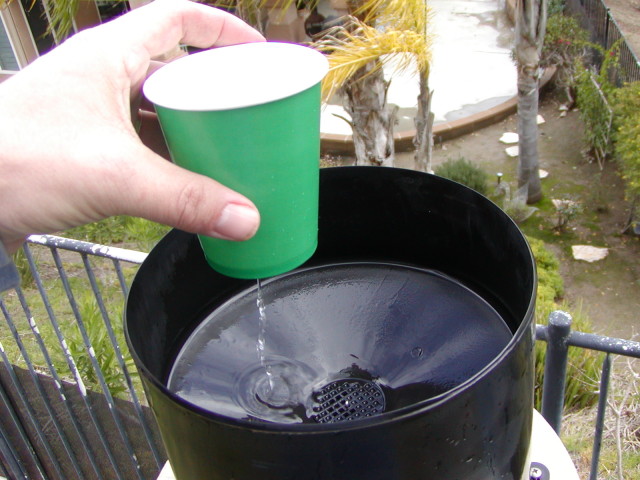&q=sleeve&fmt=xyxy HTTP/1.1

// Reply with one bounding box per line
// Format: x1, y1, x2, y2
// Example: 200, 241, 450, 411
0, 241, 19, 293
